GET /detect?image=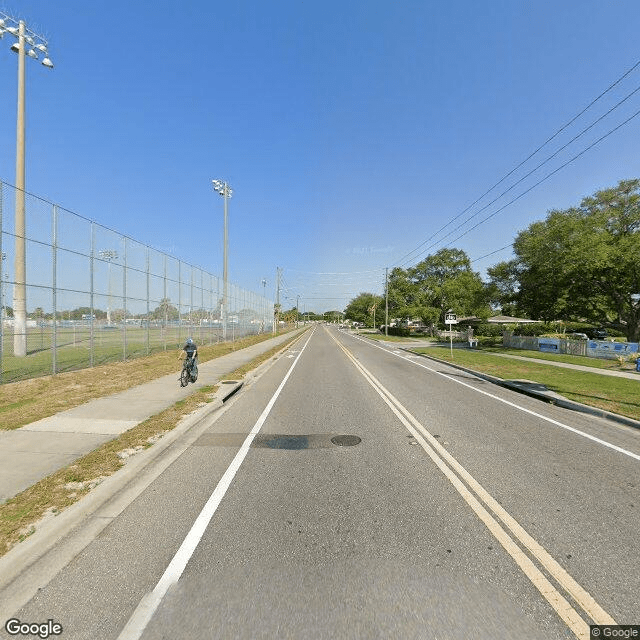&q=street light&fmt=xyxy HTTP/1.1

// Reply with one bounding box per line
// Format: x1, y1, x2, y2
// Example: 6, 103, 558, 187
1, 11, 54, 357
99, 250, 118, 324
212, 179, 232, 341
